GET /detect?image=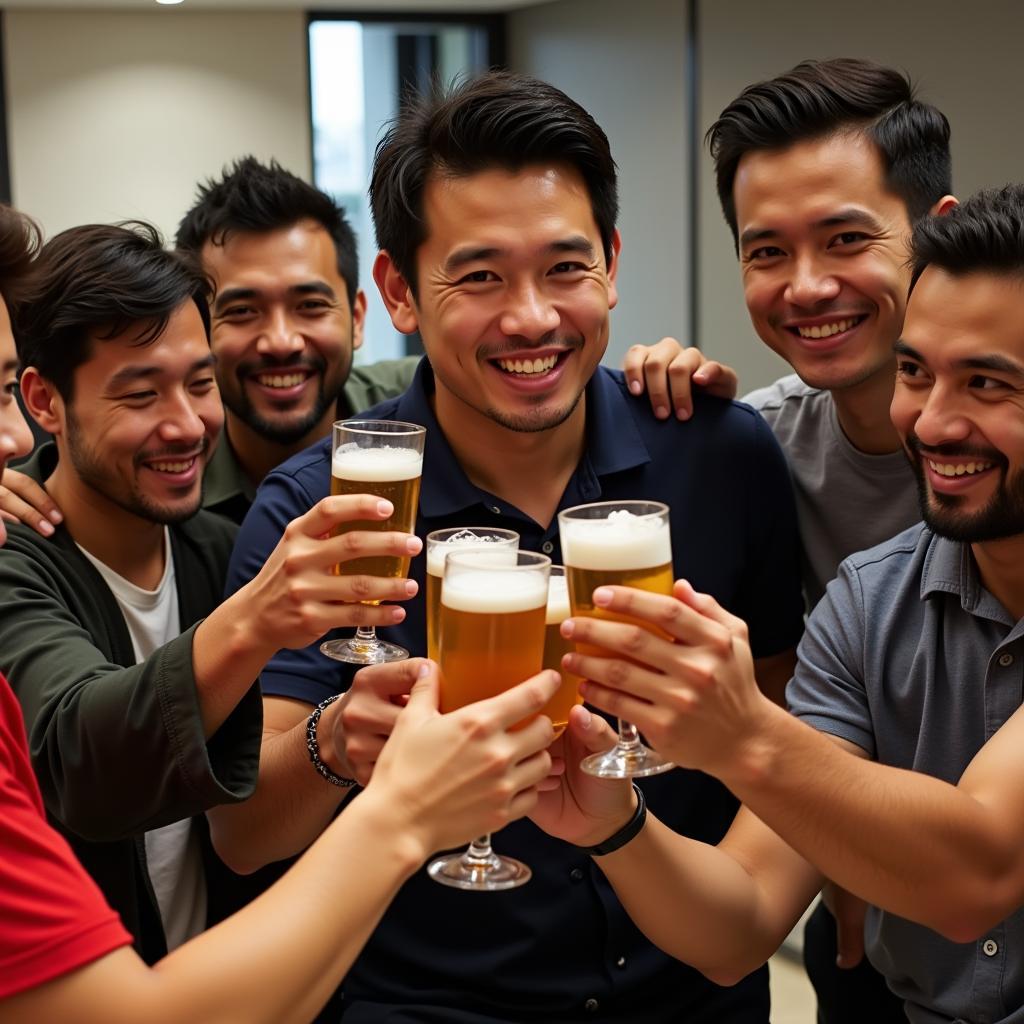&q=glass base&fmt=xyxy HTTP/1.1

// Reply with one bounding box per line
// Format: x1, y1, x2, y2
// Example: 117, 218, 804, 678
427, 849, 531, 891
581, 742, 675, 779
320, 637, 409, 665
